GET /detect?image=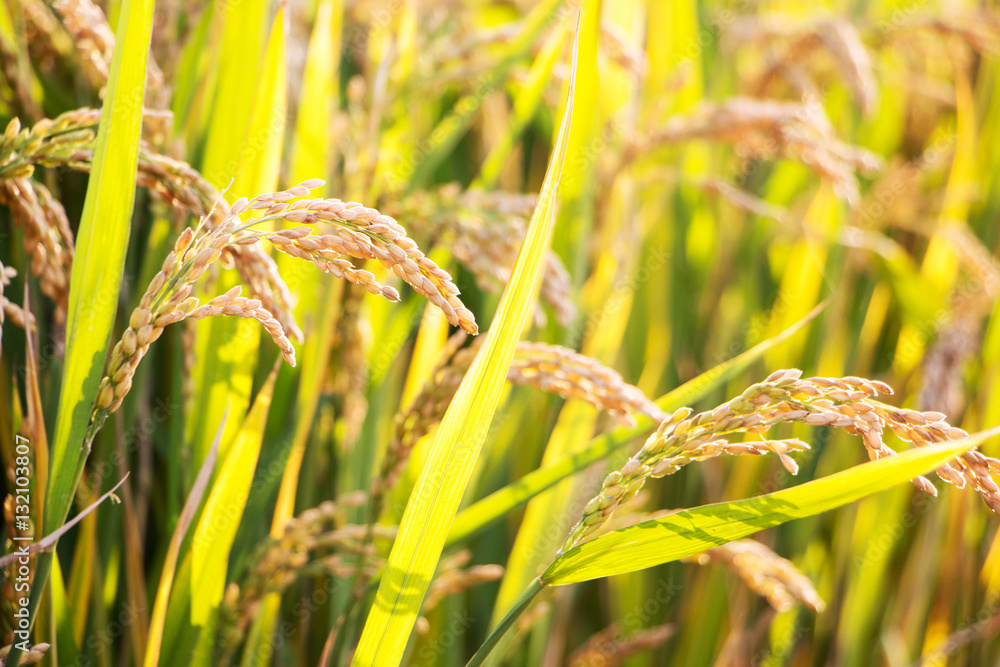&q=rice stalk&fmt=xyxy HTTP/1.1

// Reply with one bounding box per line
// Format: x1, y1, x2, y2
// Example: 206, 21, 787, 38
562, 369, 1000, 552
